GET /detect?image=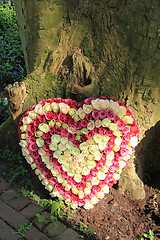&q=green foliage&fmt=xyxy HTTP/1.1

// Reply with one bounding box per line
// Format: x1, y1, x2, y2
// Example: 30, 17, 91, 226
14, 223, 32, 238
136, 229, 155, 240
0, 94, 9, 125
80, 37, 101, 63
0, 0, 26, 89
73, 221, 94, 238
1, 147, 32, 188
